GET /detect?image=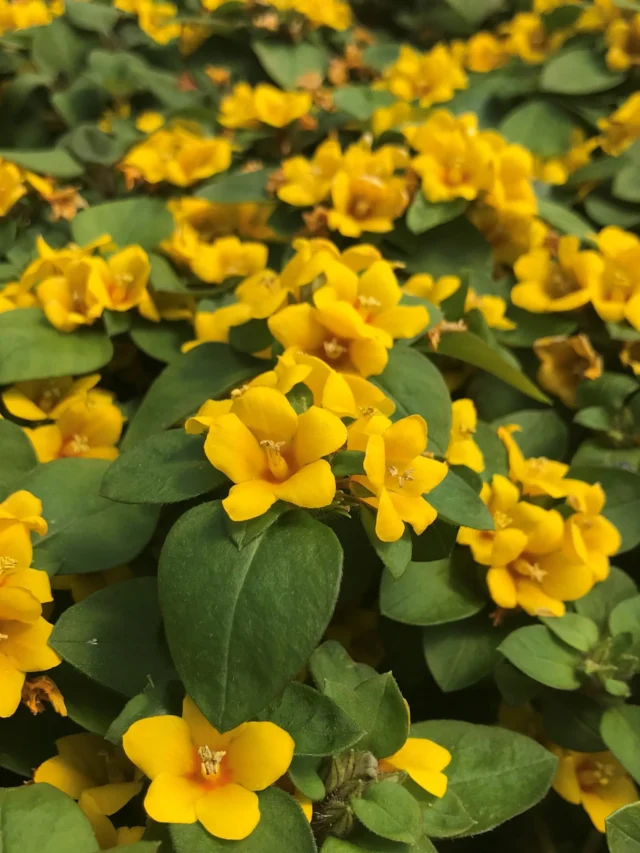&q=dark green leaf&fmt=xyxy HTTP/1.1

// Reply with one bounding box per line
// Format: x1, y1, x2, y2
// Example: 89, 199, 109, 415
500, 100, 574, 158
493, 408, 568, 460
32, 18, 87, 77
331, 86, 396, 121
129, 317, 191, 363
406, 196, 467, 235
229, 317, 274, 354
541, 693, 605, 752
361, 506, 412, 579
601, 705, 640, 783
0, 148, 83, 178
536, 198, 593, 239
149, 252, 187, 293
196, 169, 275, 203
310, 640, 377, 692
427, 470, 494, 530
106, 677, 184, 744
0, 418, 39, 501
253, 39, 329, 89
289, 756, 325, 801
352, 781, 422, 845
423, 612, 504, 692
72, 198, 174, 250
331, 450, 365, 477
499, 625, 582, 690
540, 47, 625, 94
65, 0, 121, 34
